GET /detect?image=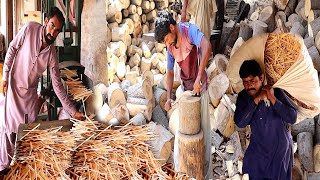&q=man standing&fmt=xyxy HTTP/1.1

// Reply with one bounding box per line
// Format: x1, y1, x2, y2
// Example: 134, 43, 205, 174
0, 7, 83, 173
154, 10, 212, 178
235, 60, 297, 179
